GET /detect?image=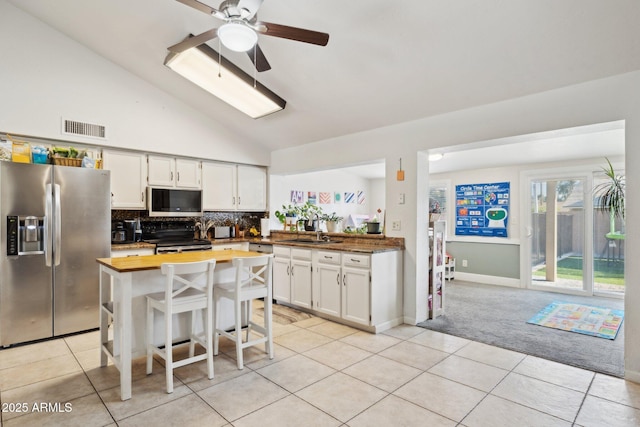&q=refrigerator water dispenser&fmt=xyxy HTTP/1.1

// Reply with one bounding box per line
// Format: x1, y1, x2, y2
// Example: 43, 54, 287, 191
16, 215, 45, 255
